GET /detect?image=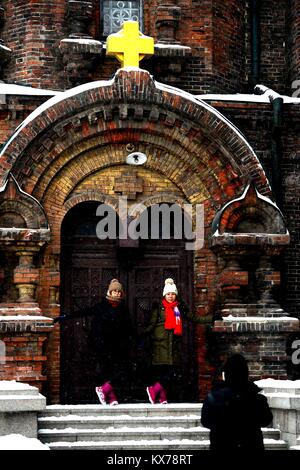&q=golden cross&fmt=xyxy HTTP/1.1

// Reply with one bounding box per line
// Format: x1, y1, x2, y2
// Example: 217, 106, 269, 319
106, 21, 154, 68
